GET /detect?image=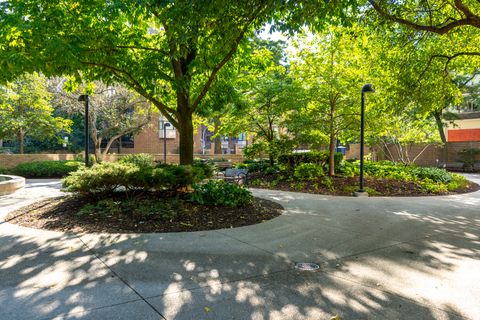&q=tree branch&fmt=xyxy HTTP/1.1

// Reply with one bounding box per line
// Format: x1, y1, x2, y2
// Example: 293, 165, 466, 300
368, 0, 480, 34
79, 60, 179, 127
190, 4, 267, 111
